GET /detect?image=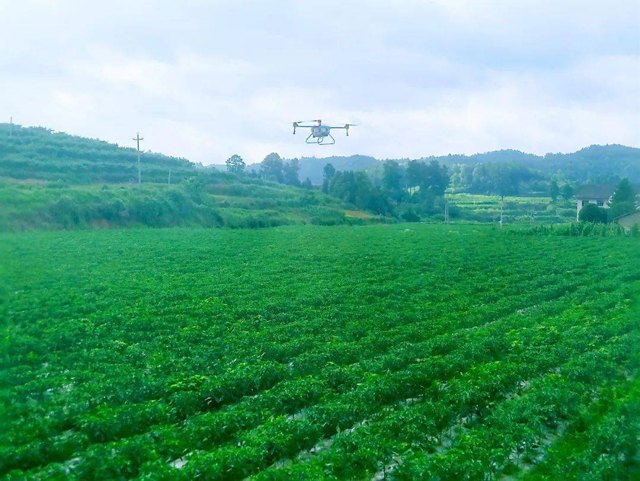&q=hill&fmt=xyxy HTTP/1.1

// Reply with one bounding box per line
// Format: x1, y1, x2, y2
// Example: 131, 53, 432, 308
0, 123, 197, 184
291, 145, 640, 184
0, 124, 385, 231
